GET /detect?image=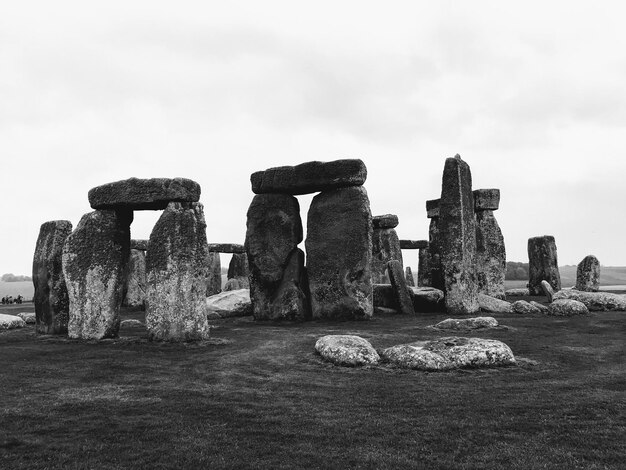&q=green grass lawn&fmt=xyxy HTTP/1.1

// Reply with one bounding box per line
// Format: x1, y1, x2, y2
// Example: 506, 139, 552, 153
1, 302, 624, 469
